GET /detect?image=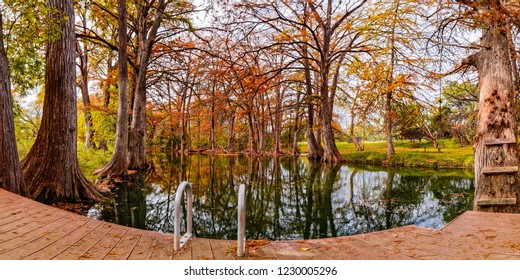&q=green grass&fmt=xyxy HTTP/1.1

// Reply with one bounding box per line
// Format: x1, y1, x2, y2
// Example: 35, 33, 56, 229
299, 138, 474, 169
77, 145, 112, 182
17, 136, 112, 182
